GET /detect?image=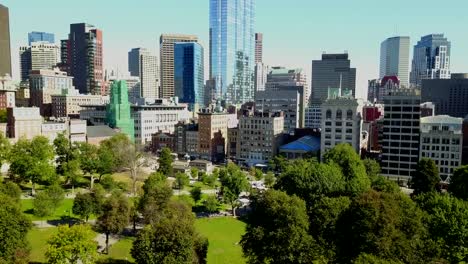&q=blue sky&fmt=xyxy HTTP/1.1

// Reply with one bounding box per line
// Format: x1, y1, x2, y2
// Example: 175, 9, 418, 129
4, 0, 468, 98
